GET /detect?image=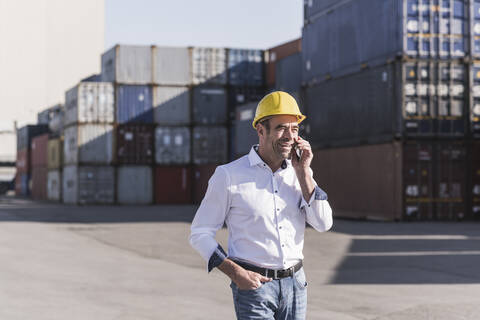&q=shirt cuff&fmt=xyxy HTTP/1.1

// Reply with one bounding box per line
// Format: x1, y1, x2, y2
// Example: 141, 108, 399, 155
300, 186, 328, 208
207, 245, 227, 273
